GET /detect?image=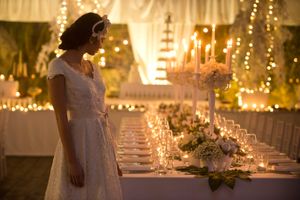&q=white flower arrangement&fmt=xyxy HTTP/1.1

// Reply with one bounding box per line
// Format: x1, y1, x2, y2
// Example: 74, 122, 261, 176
193, 141, 224, 161
198, 59, 232, 90
216, 137, 239, 156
